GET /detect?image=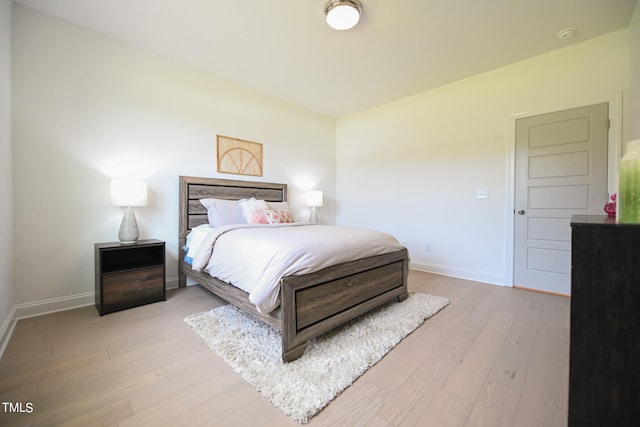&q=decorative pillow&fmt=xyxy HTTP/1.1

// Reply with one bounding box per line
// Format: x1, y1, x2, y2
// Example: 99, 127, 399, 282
263, 209, 295, 224
200, 198, 245, 227
239, 198, 269, 224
